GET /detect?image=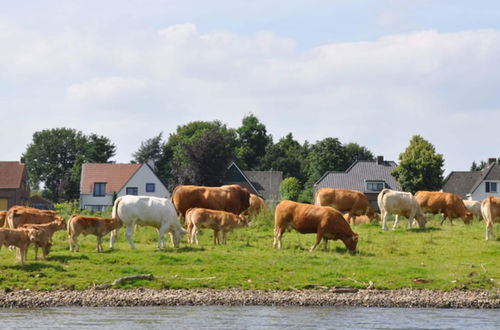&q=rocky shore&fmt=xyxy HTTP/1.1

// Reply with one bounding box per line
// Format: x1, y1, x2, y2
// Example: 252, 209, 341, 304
0, 288, 498, 308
